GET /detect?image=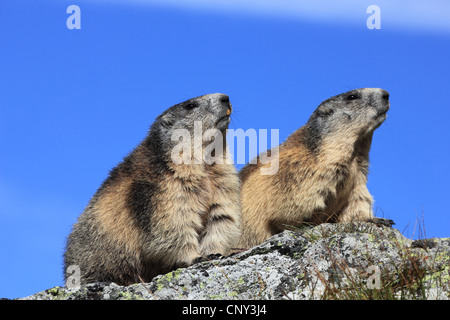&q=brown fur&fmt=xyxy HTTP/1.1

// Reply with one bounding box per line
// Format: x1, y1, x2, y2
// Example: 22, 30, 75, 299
238, 88, 390, 248
64, 93, 241, 285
